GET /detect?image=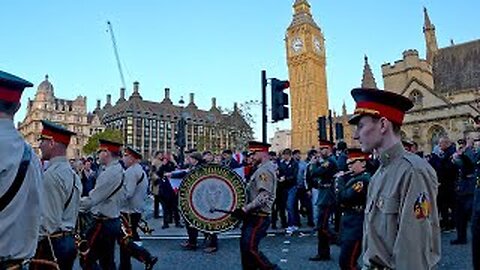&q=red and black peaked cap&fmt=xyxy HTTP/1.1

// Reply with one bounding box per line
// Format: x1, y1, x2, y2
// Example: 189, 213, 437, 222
347, 147, 369, 164
348, 88, 414, 125
39, 120, 76, 146
0, 70, 33, 103
248, 141, 271, 153
98, 139, 123, 153
319, 139, 334, 150
125, 146, 142, 159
